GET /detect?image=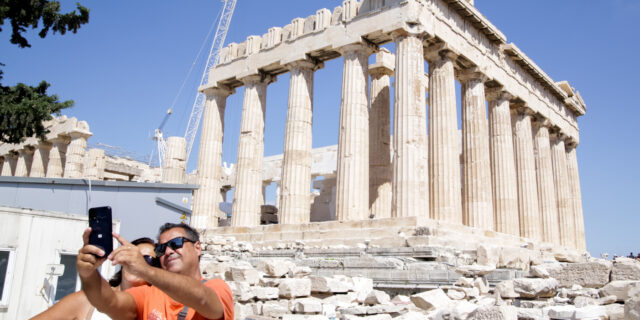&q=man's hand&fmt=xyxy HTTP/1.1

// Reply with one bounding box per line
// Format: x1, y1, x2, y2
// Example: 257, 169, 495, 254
77, 228, 106, 280
108, 233, 153, 280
